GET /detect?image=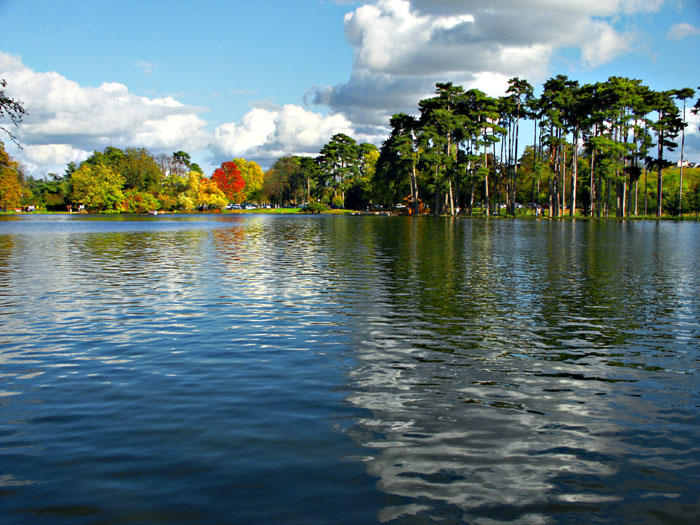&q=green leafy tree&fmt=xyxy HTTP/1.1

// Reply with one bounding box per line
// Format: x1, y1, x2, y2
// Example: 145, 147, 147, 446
419, 82, 466, 215
122, 189, 160, 213
70, 163, 125, 212
83, 146, 161, 192
318, 133, 360, 206
455, 88, 503, 215
504, 77, 534, 214
26, 172, 71, 211
172, 151, 191, 177
376, 113, 421, 213
345, 143, 379, 210
263, 157, 296, 206
121, 148, 162, 191
645, 89, 682, 217
673, 87, 695, 216
298, 156, 320, 203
